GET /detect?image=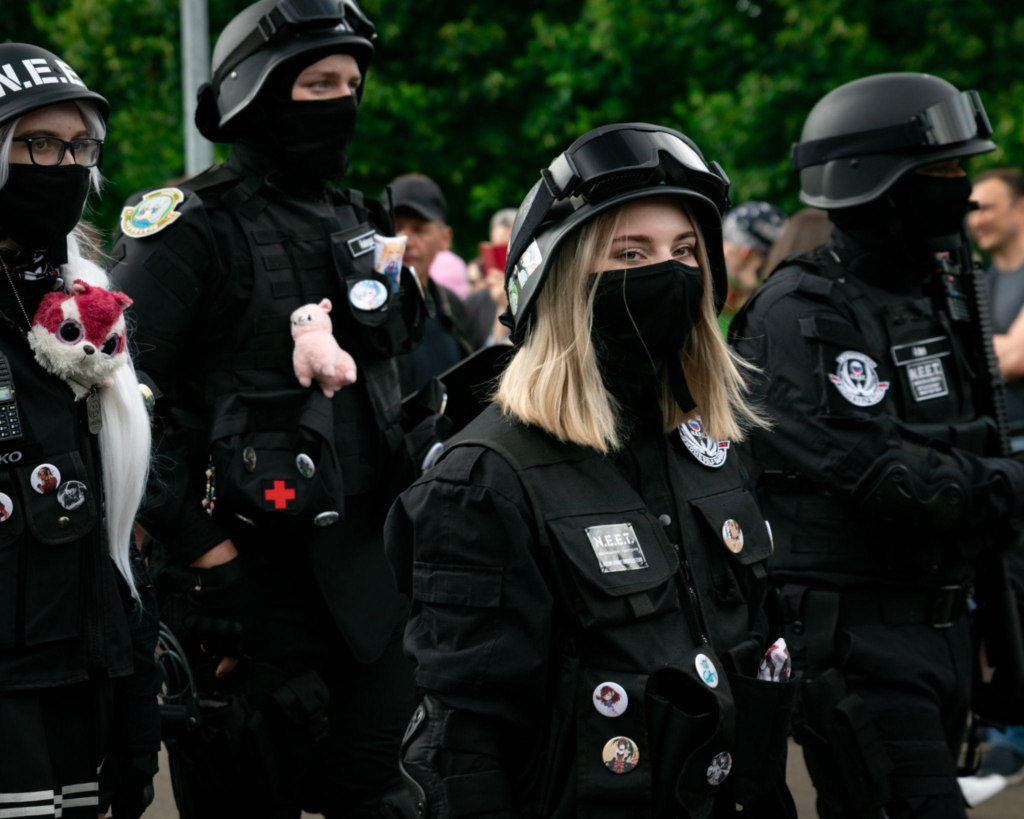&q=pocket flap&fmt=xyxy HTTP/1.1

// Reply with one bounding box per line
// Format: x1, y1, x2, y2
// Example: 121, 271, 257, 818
689, 488, 771, 566
547, 510, 678, 596
412, 562, 503, 608
19, 452, 98, 546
